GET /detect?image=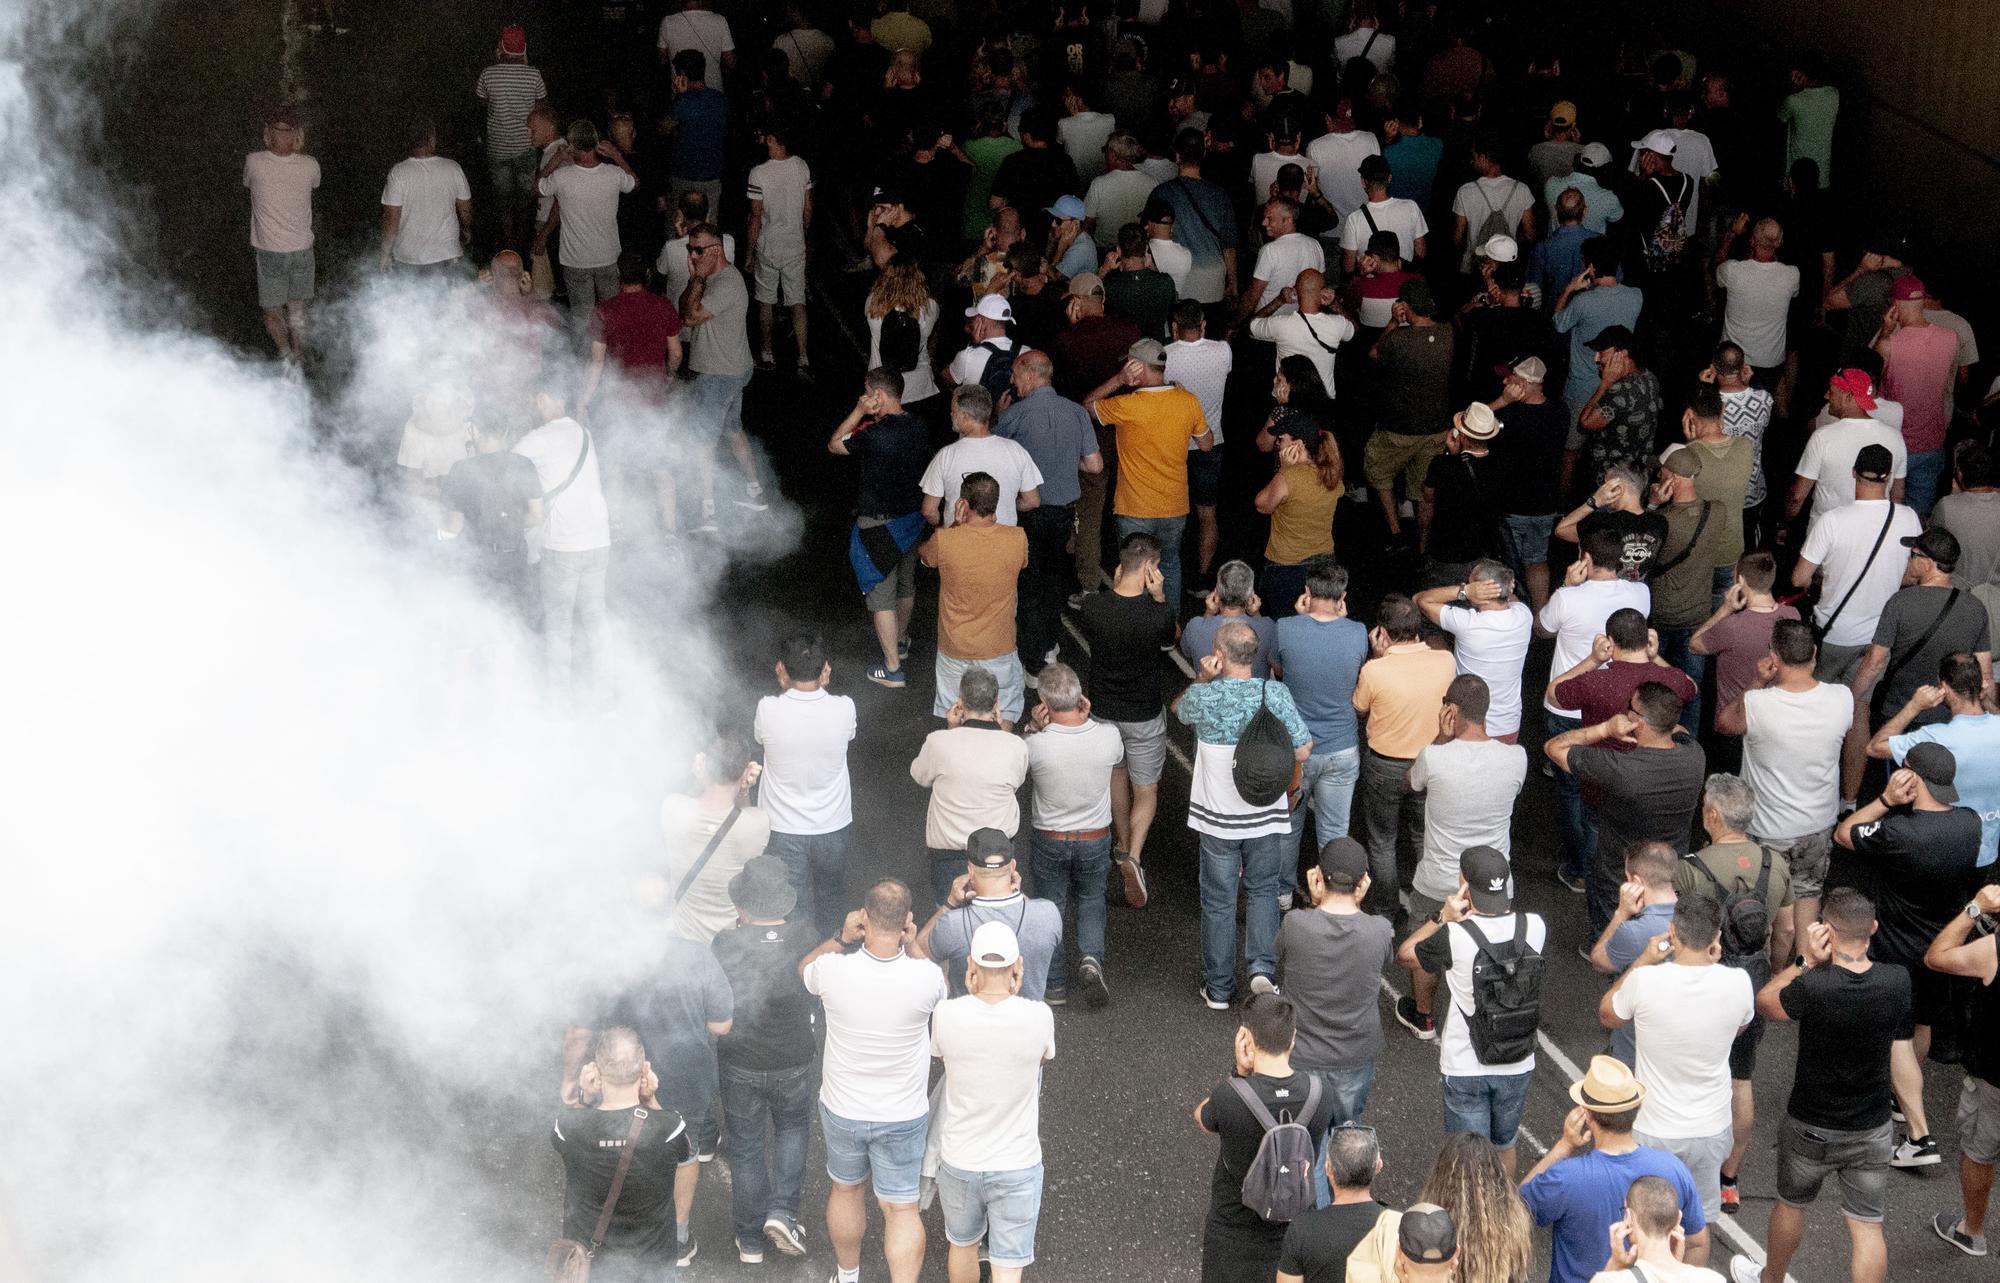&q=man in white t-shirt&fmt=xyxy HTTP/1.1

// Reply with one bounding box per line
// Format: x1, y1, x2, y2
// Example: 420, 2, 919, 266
1398, 846, 1546, 1173
943, 296, 1018, 392
1237, 196, 1325, 323
755, 632, 858, 939
656, 0, 735, 89
1085, 133, 1162, 251
1021, 663, 1123, 1004
1248, 268, 1353, 396
657, 734, 771, 945
655, 189, 737, 304
537, 119, 640, 329
799, 880, 947, 1283
1713, 218, 1799, 376
920, 386, 1044, 526
1415, 560, 1534, 740
745, 121, 813, 375
1334, 13, 1395, 72
930, 921, 1056, 1283
243, 106, 321, 358
1143, 200, 1193, 294
1785, 369, 1908, 523
1339, 154, 1428, 275
1792, 445, 1919, 682
1717, 622, 1854, 943
379, 120, 471, 272
1164, 301, 1234, 587
514, 384, 610, 696
1305, 100, 1382, 224
1539, 525, 1652, 891
1451, 136, 1535, 275
1603, 895, 1756, 1224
